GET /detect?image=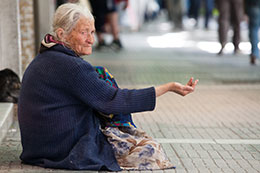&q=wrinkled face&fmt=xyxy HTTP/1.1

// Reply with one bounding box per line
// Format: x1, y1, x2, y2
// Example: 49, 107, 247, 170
65, 17, 95, 56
